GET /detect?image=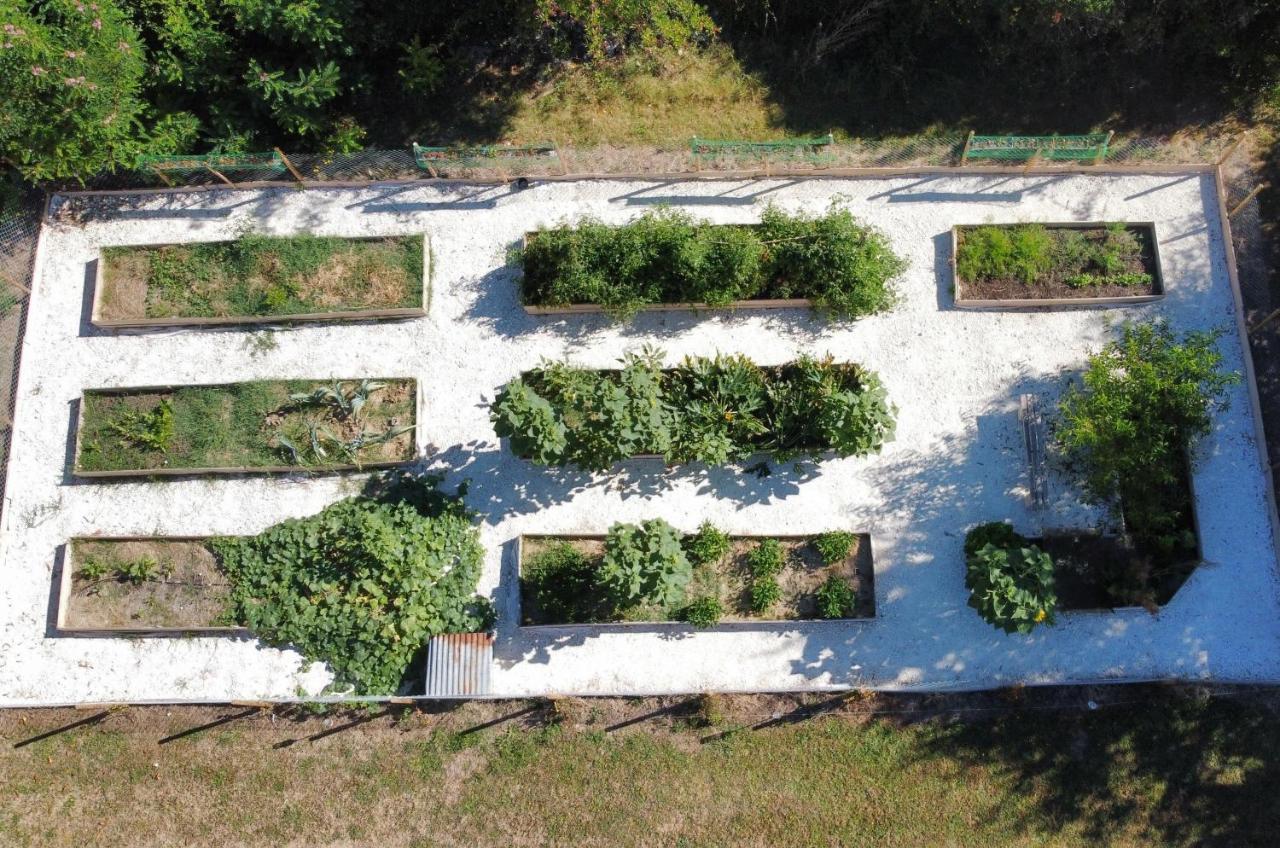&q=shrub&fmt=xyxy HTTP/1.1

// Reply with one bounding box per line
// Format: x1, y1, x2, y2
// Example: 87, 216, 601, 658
597, 519, 692, 609
815, 575, 856, 619
1058, 322, 1237, 561
957, 224, 1054, 284
811, 531, 856, 565
494, 351, 896, 471
214, 479, 489, 694
746, 538, 785, 577
684, 521, 732, 566
965, 534, 1057, 635
518, 205, 905, 319
681, 596, 723, 628
523, 542, 596, 624
749, 575, 782, 613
